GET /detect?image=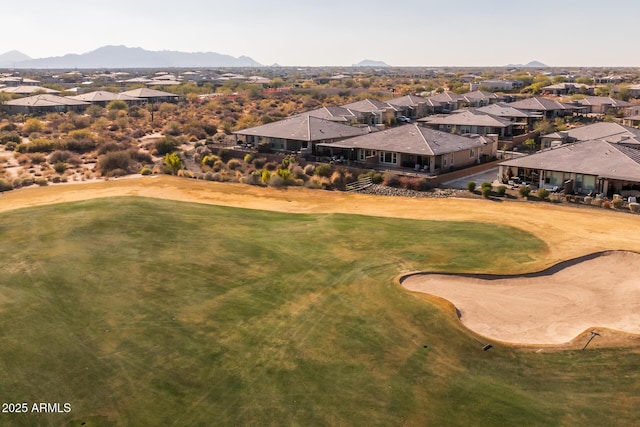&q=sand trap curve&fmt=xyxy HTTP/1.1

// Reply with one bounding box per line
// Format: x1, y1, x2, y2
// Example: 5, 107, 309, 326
402, 251, 640, 345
